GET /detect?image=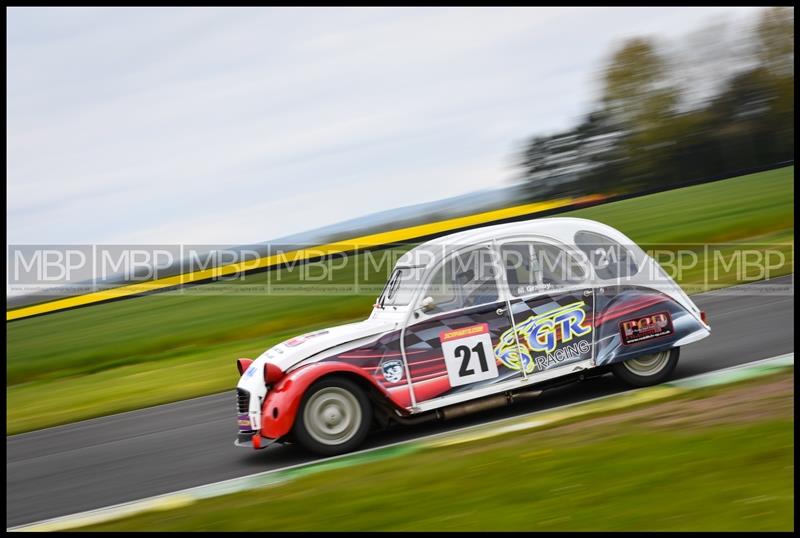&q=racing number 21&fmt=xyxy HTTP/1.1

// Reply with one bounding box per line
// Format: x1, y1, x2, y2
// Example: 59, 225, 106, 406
440, 323, 499, 387
455, 343, 489, 377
